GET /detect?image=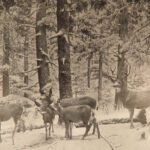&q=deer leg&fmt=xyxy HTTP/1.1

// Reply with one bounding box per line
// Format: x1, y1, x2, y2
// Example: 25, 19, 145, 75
49, 122, 52, 136
83, 123, 92, 139
69, 122, 72, 139
12, 123, 17, 145
92, 118, 97, 134
67, 122, 70, 139
52, 122, 54, 133
65, 122, 69, 139
49, 122, 52, 137
92, 123, 96, 134
21, 119, 26, 132
12, 117, 20, 145
45, 123, 48, 140
96, 123, 100, 139
49, 123, 51, 137
129, 109, 134, 128
0, 122, 2, 143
